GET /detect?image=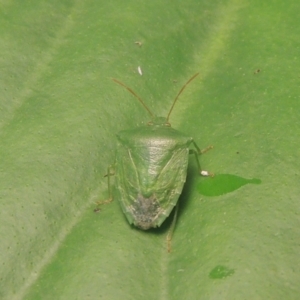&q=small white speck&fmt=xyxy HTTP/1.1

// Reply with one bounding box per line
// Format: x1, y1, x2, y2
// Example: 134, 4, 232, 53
201, 170, 209, 176
138, 66, 142, 76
